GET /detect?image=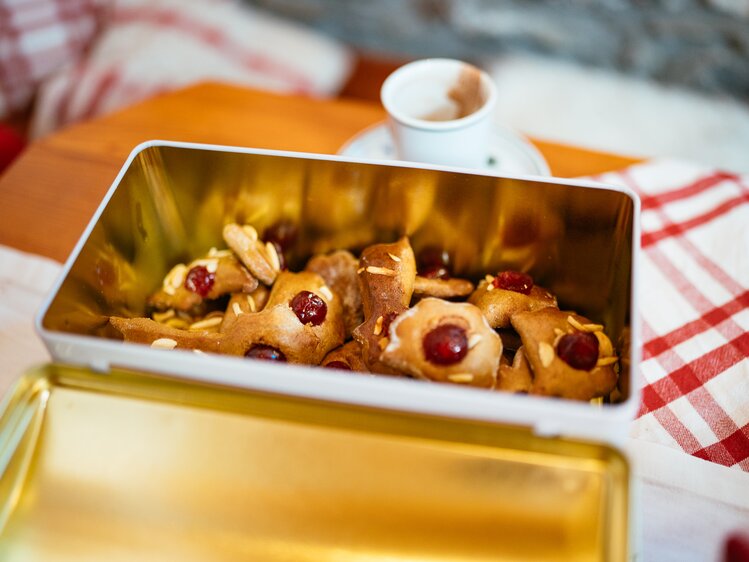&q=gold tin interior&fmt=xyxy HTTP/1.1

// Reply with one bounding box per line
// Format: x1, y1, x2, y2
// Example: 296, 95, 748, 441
0, 364, 628, 561
41, 144, 635, 400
